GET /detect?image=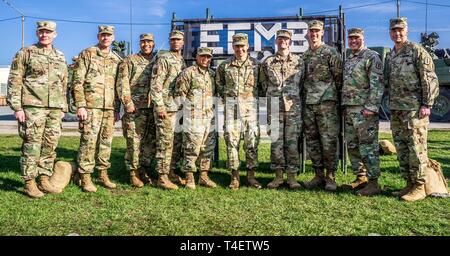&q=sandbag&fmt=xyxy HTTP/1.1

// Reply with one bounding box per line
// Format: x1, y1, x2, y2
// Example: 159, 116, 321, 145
424, 158, 449, 198
49, 161, 76, 191
379, 140, 397, 155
